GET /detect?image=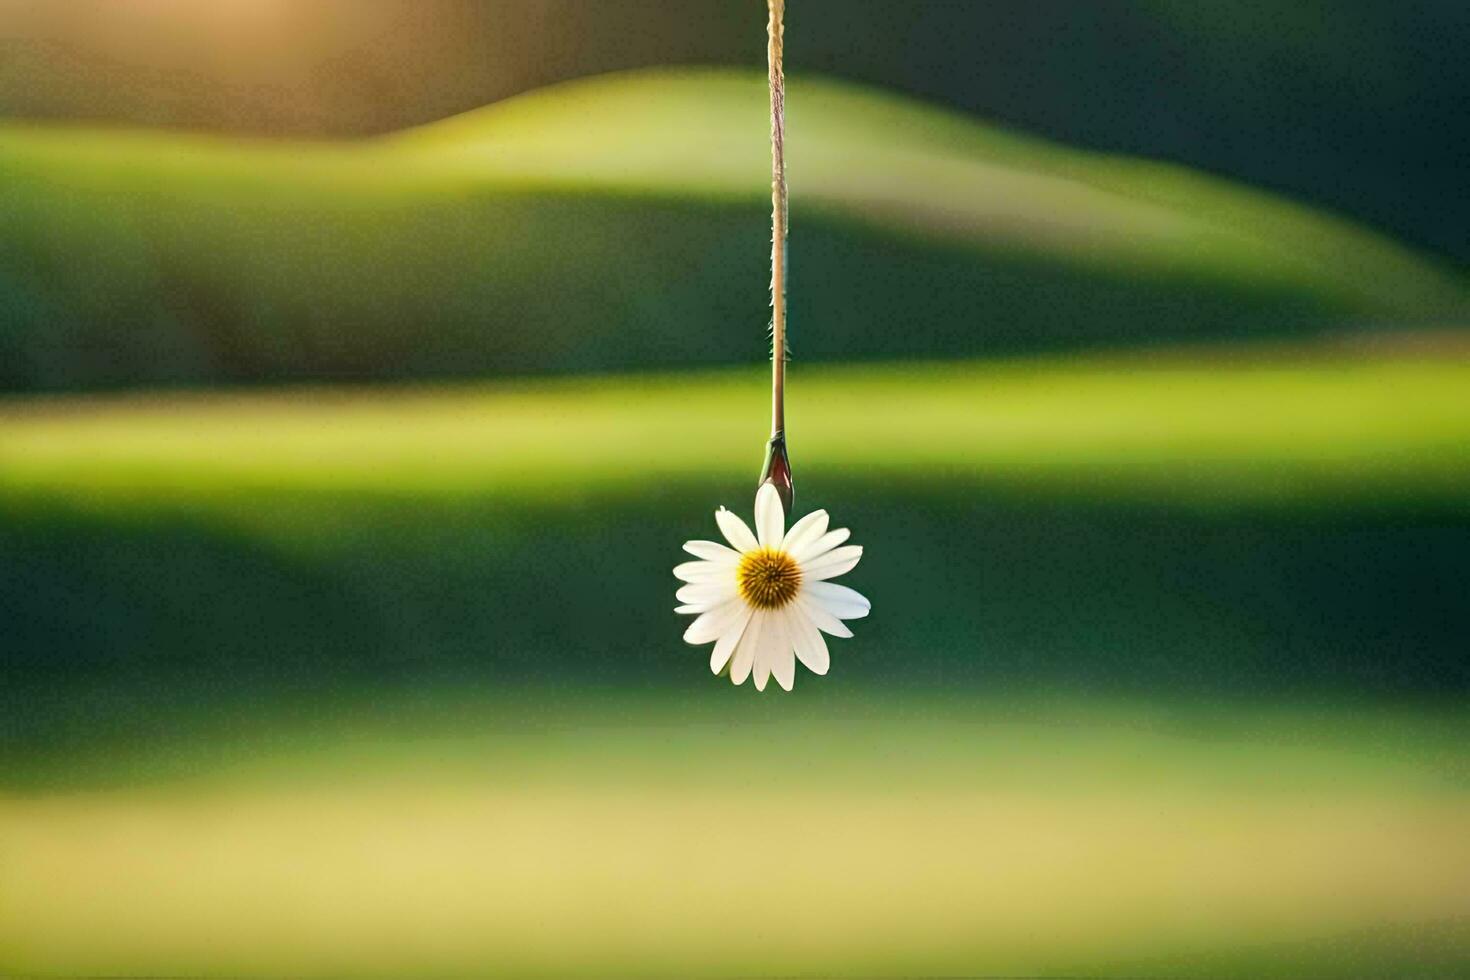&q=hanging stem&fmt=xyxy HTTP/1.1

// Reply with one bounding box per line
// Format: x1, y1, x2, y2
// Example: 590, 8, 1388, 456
759, 0, 794, 511
767, 0, 787, 439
